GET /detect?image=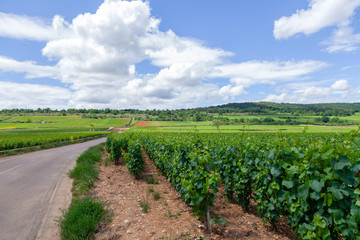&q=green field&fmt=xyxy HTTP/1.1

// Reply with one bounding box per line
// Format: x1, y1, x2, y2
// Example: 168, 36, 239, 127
0, 131, 107, 151
131, 121, 357, 133
0, 116, 130, 130
218, 114, 360, 124
0, 115, 126, 153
